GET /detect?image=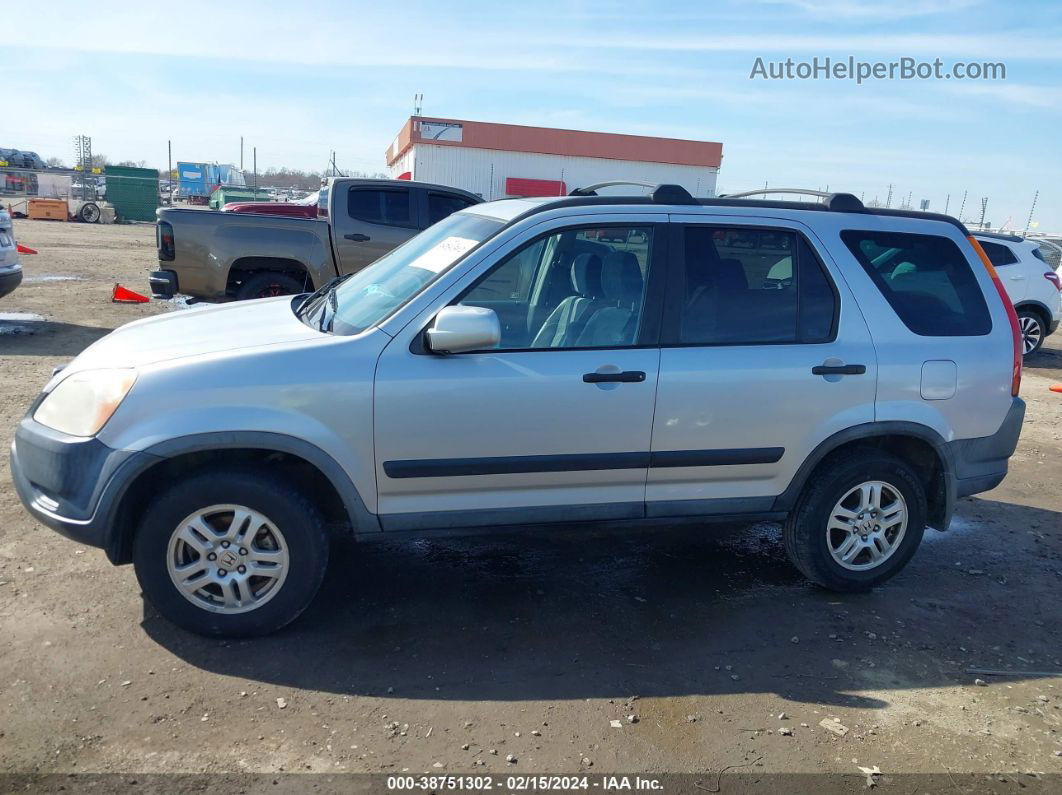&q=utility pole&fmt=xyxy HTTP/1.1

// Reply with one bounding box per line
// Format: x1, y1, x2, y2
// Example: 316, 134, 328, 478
943, 193, 950, 215
978, 197, 988, 230
1023, 190, 1039, 237
958, 190, 968, 221
167, 139, 173, 204
240, 136, 244, 172
885, 184, 893, 208
253, 147, 257, 200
